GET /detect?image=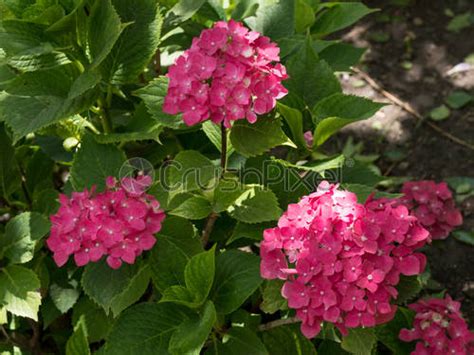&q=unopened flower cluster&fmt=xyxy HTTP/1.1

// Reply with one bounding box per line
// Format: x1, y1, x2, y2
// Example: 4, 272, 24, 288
401, 180, 462, 240
260, 182, 431, 338
163, 20, 288, 127
47, 176, 165, 269
399, 295, 474, 354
